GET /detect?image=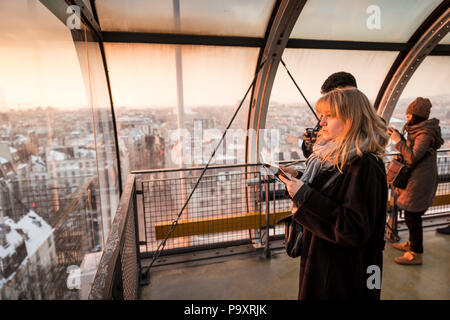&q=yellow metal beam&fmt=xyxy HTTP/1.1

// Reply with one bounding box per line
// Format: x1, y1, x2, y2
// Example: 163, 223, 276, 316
154, 211, 291, 240
387, 193, 450, 211
432, 194, 450, 206
155, 193, 450, 240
